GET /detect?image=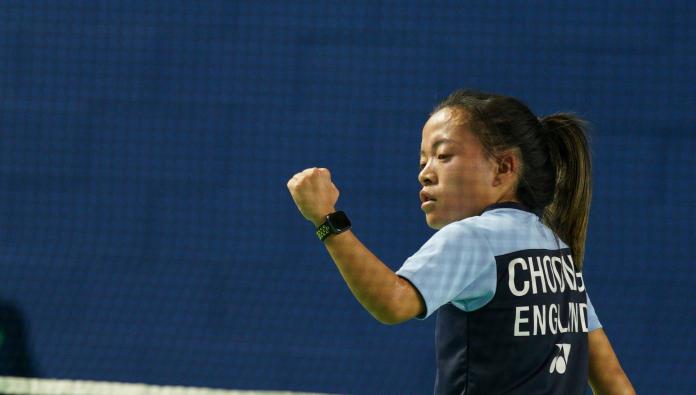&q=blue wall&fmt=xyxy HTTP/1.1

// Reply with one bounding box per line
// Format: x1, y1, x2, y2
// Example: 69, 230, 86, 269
0, 1, 695, 394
